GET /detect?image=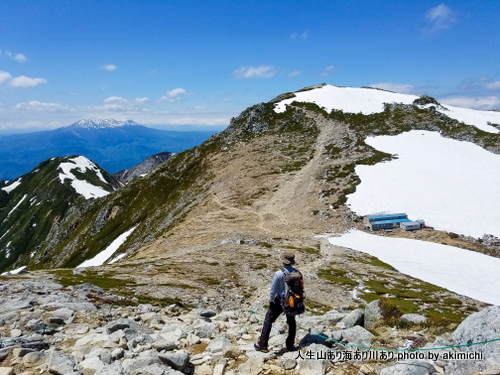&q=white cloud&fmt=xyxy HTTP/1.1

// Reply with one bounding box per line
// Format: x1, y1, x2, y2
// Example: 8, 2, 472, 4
369, 82, 419, 95
102, 64, 117, 71
290, 29, 309, 41
0, 71, 47, 88
425, 4, 456, 32
95, 96, 150, 111
9, 75, 48, 88
289, 69, 301, 77
233, 65, 277, 79
13, 101, 71, 112
320, 65, 335, 77
5, 51, 27, 63
0, 71, 12, 86
440, 96, 500, 110
485, 81, 500, 90
157, 88, 188, 102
